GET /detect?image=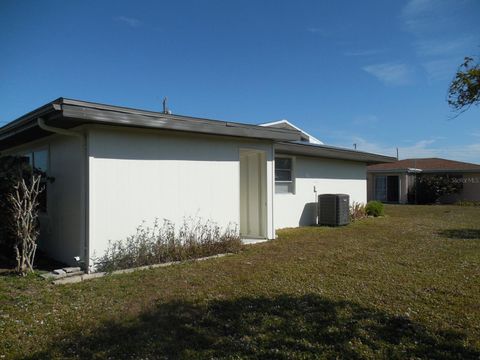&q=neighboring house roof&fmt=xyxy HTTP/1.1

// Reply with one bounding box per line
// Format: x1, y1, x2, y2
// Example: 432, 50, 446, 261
368, 158, 480, 173
259, 120, 323, 144
0, 98, 395, 164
